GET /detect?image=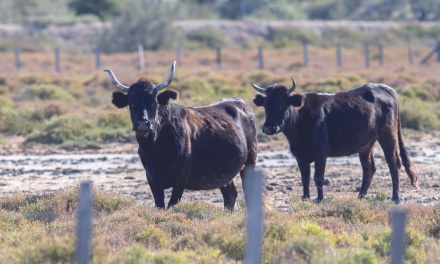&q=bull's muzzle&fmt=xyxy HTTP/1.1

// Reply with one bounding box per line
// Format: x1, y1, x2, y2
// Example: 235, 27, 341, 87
262, 125, 279, 135
135, 120, 152, 131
